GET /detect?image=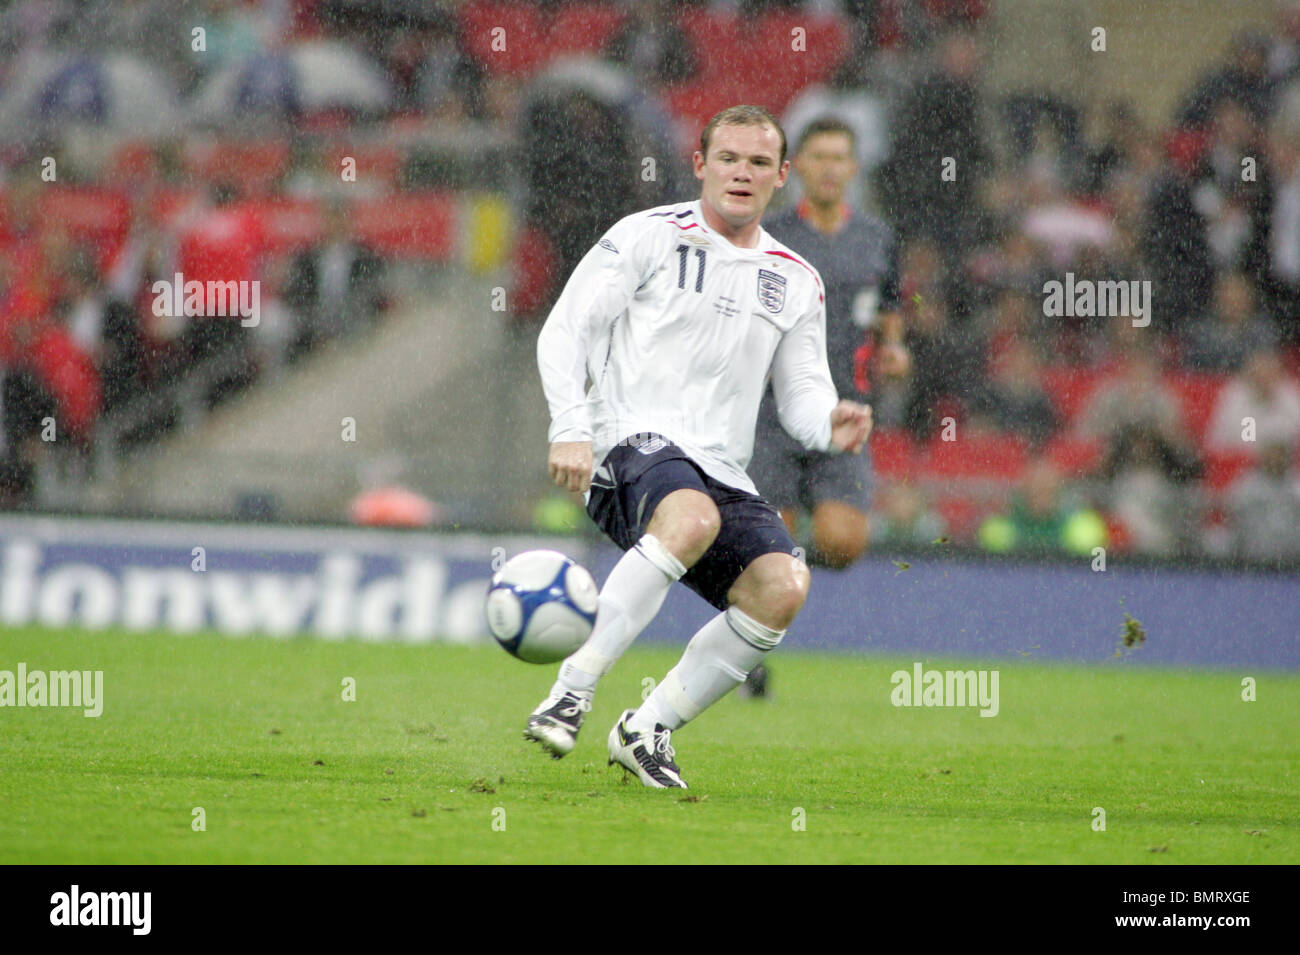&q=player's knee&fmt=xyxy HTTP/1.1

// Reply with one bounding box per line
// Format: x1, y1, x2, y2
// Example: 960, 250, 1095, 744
668, 501, 721, 563
752, 559, 810, 630
680, 507, 719, 557
770, 581, 809, 630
